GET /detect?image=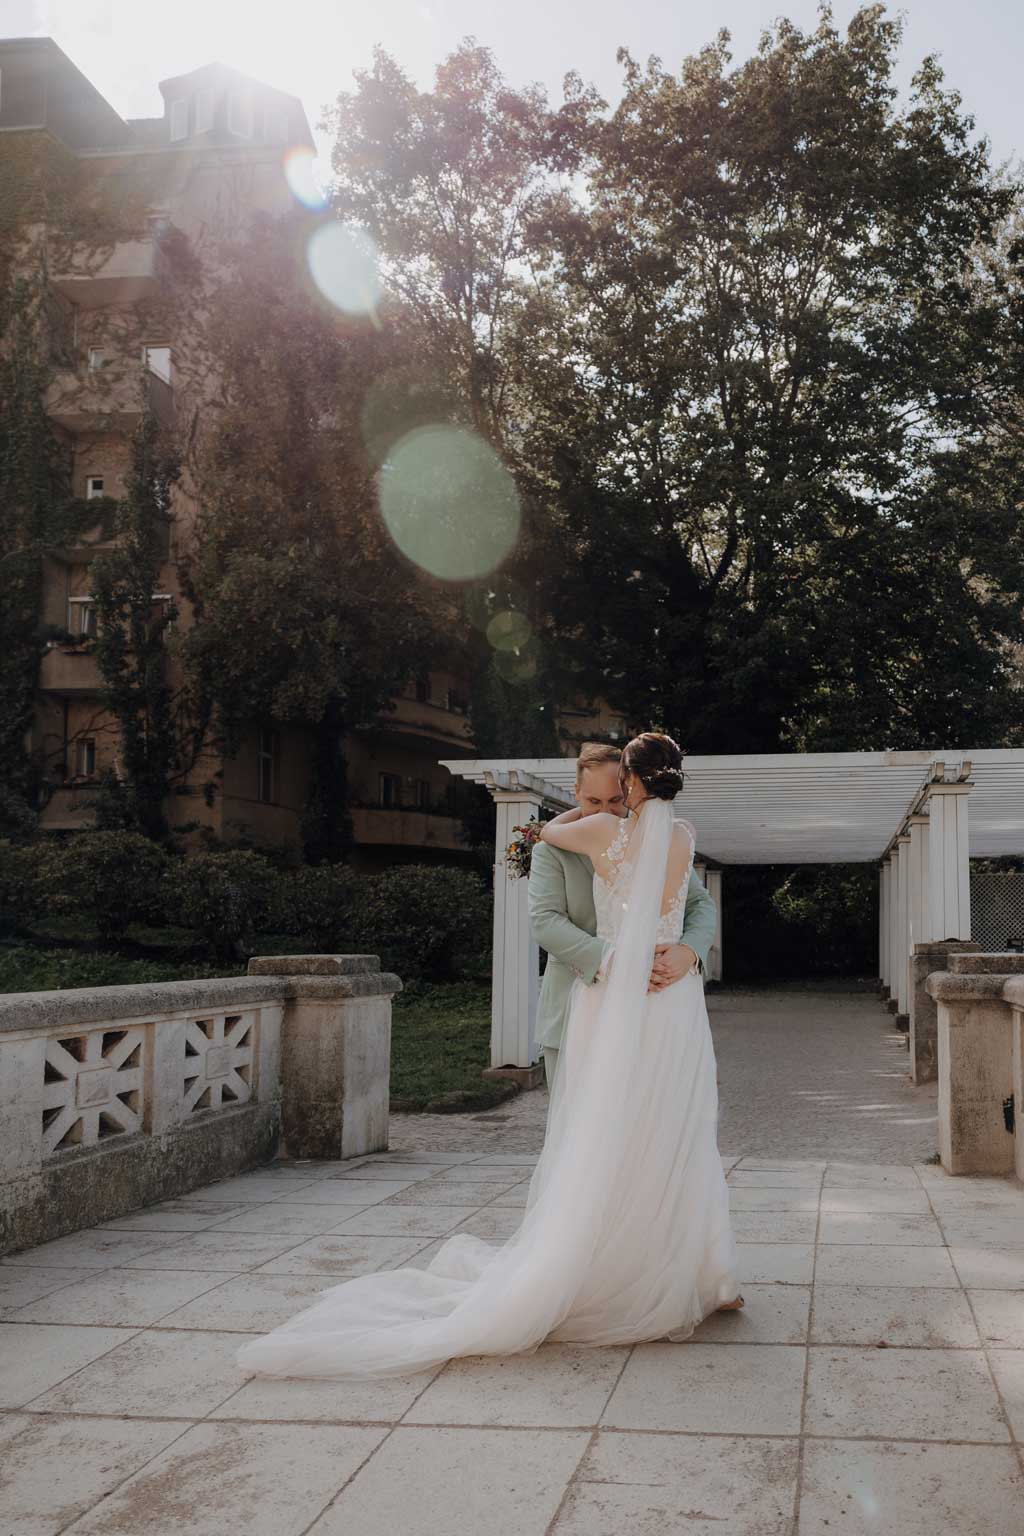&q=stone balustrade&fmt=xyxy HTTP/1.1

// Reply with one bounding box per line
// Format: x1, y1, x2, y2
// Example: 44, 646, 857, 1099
926, 952, 1024, 1179
0, 955, 400, 1255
